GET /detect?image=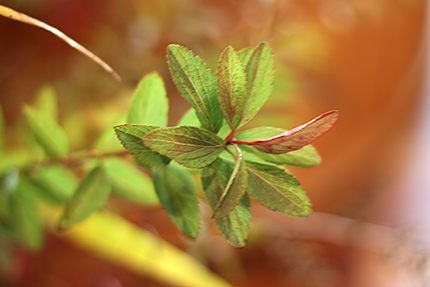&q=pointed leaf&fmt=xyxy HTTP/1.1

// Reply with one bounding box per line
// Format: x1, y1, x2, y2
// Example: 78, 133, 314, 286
34, 85, 57, 121
213, 145, 247, 219
177, 108, 201, 127
104, 157, 159, 205
238, 47, 254, 67
152, 164, 199, 238
217, 46, 248, 131
114, 124, 170, 167
246, 161, 311, 217
240, 42, 275, 127
127, 72, 168, 126
60, 165, 110, 228
167, 44, 223, 133
201, 158, 251, 247
0, 168, 19, 219
143, 126, 225, 169
23, 106, 69, 157
235, 127, 321, 167
237, 110, 338, 154
10, 177, 43, 250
